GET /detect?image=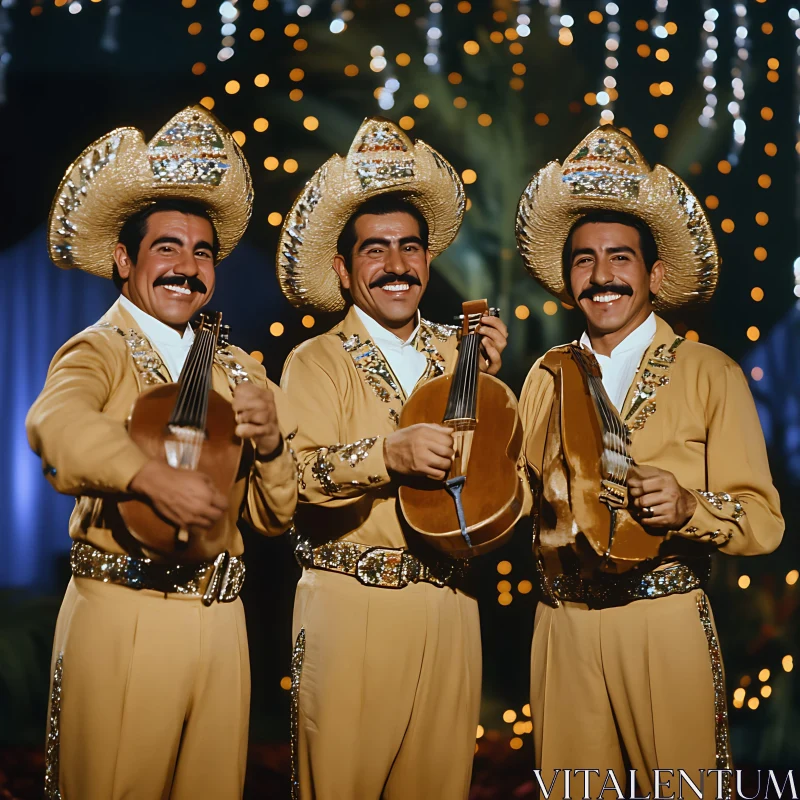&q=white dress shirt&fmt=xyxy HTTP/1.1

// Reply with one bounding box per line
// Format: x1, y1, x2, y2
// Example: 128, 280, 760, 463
579, 312, 657, 412
119, 294, 195, 381
354, 305, 427, 398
